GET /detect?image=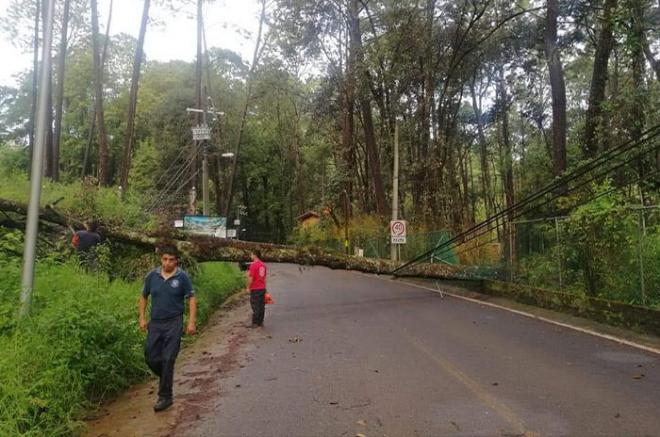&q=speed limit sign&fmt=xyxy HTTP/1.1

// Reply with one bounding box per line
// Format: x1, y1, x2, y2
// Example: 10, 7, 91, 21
390, 220, 407, 244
